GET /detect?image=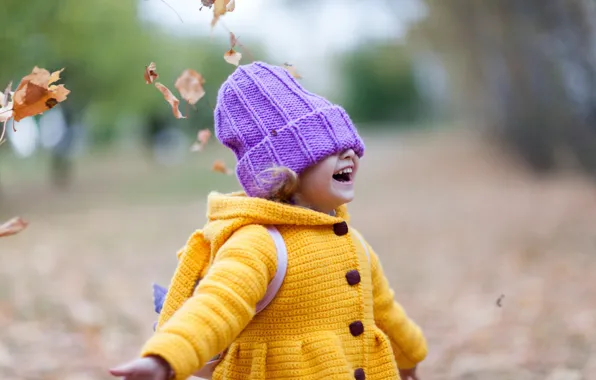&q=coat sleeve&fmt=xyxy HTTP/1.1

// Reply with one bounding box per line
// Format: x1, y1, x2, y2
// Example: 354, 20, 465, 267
140, 224, 278, 380
364, 238, 428, 369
